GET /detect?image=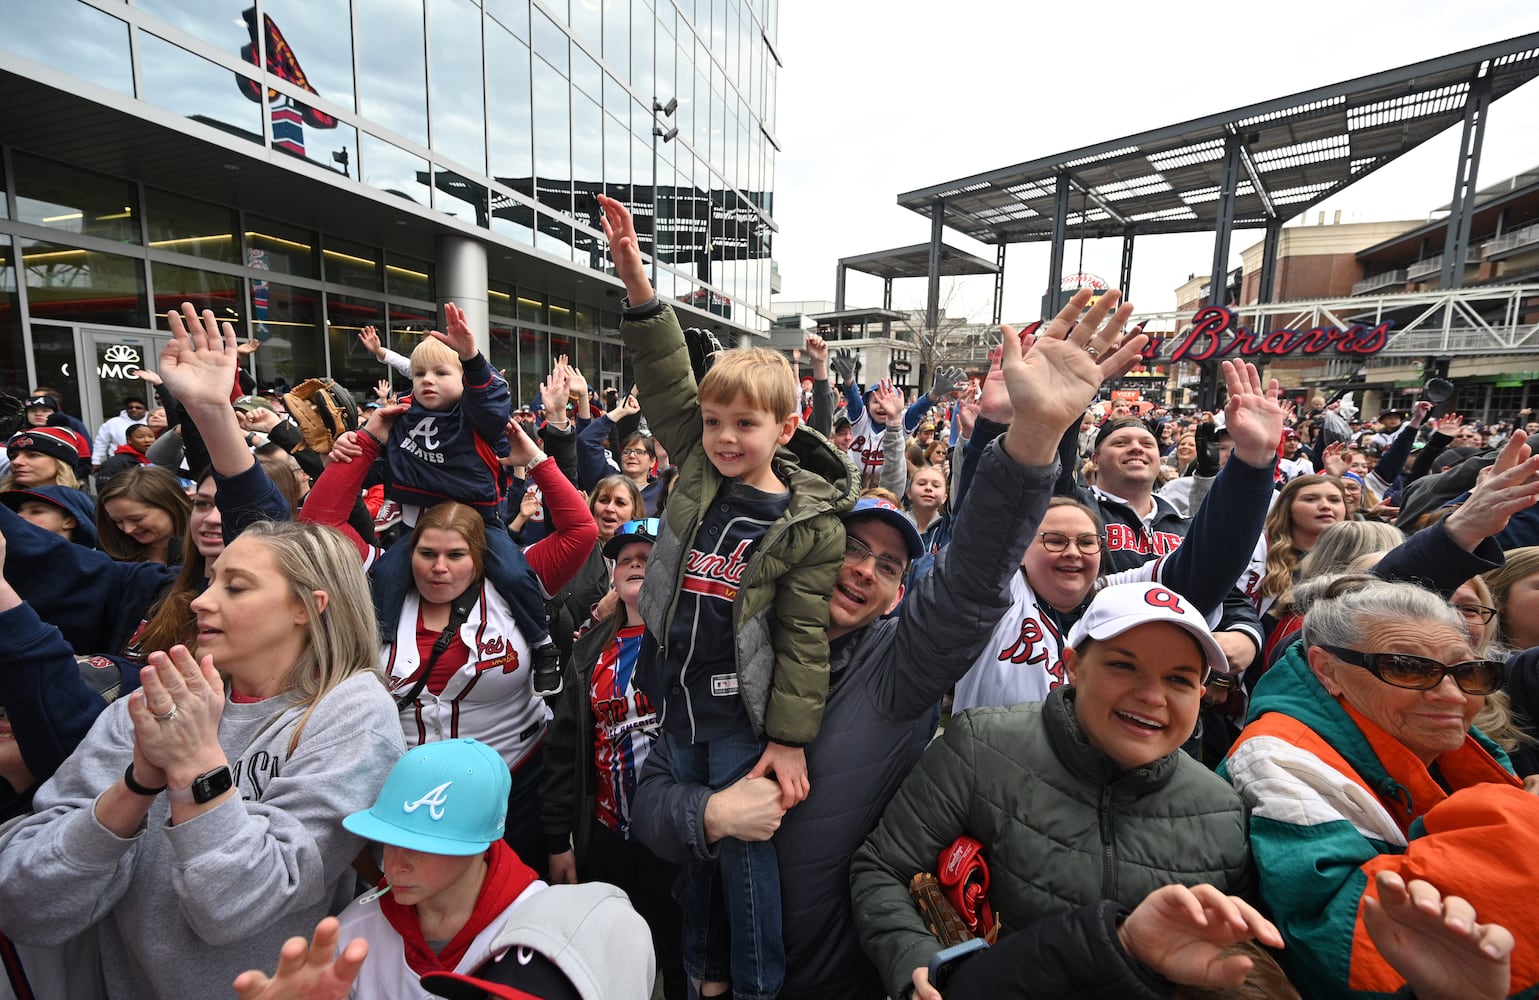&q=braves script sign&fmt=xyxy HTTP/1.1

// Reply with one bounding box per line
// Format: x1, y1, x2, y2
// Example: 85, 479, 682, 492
1017, 305, 1391, 363
1142, 306, 1391, 363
